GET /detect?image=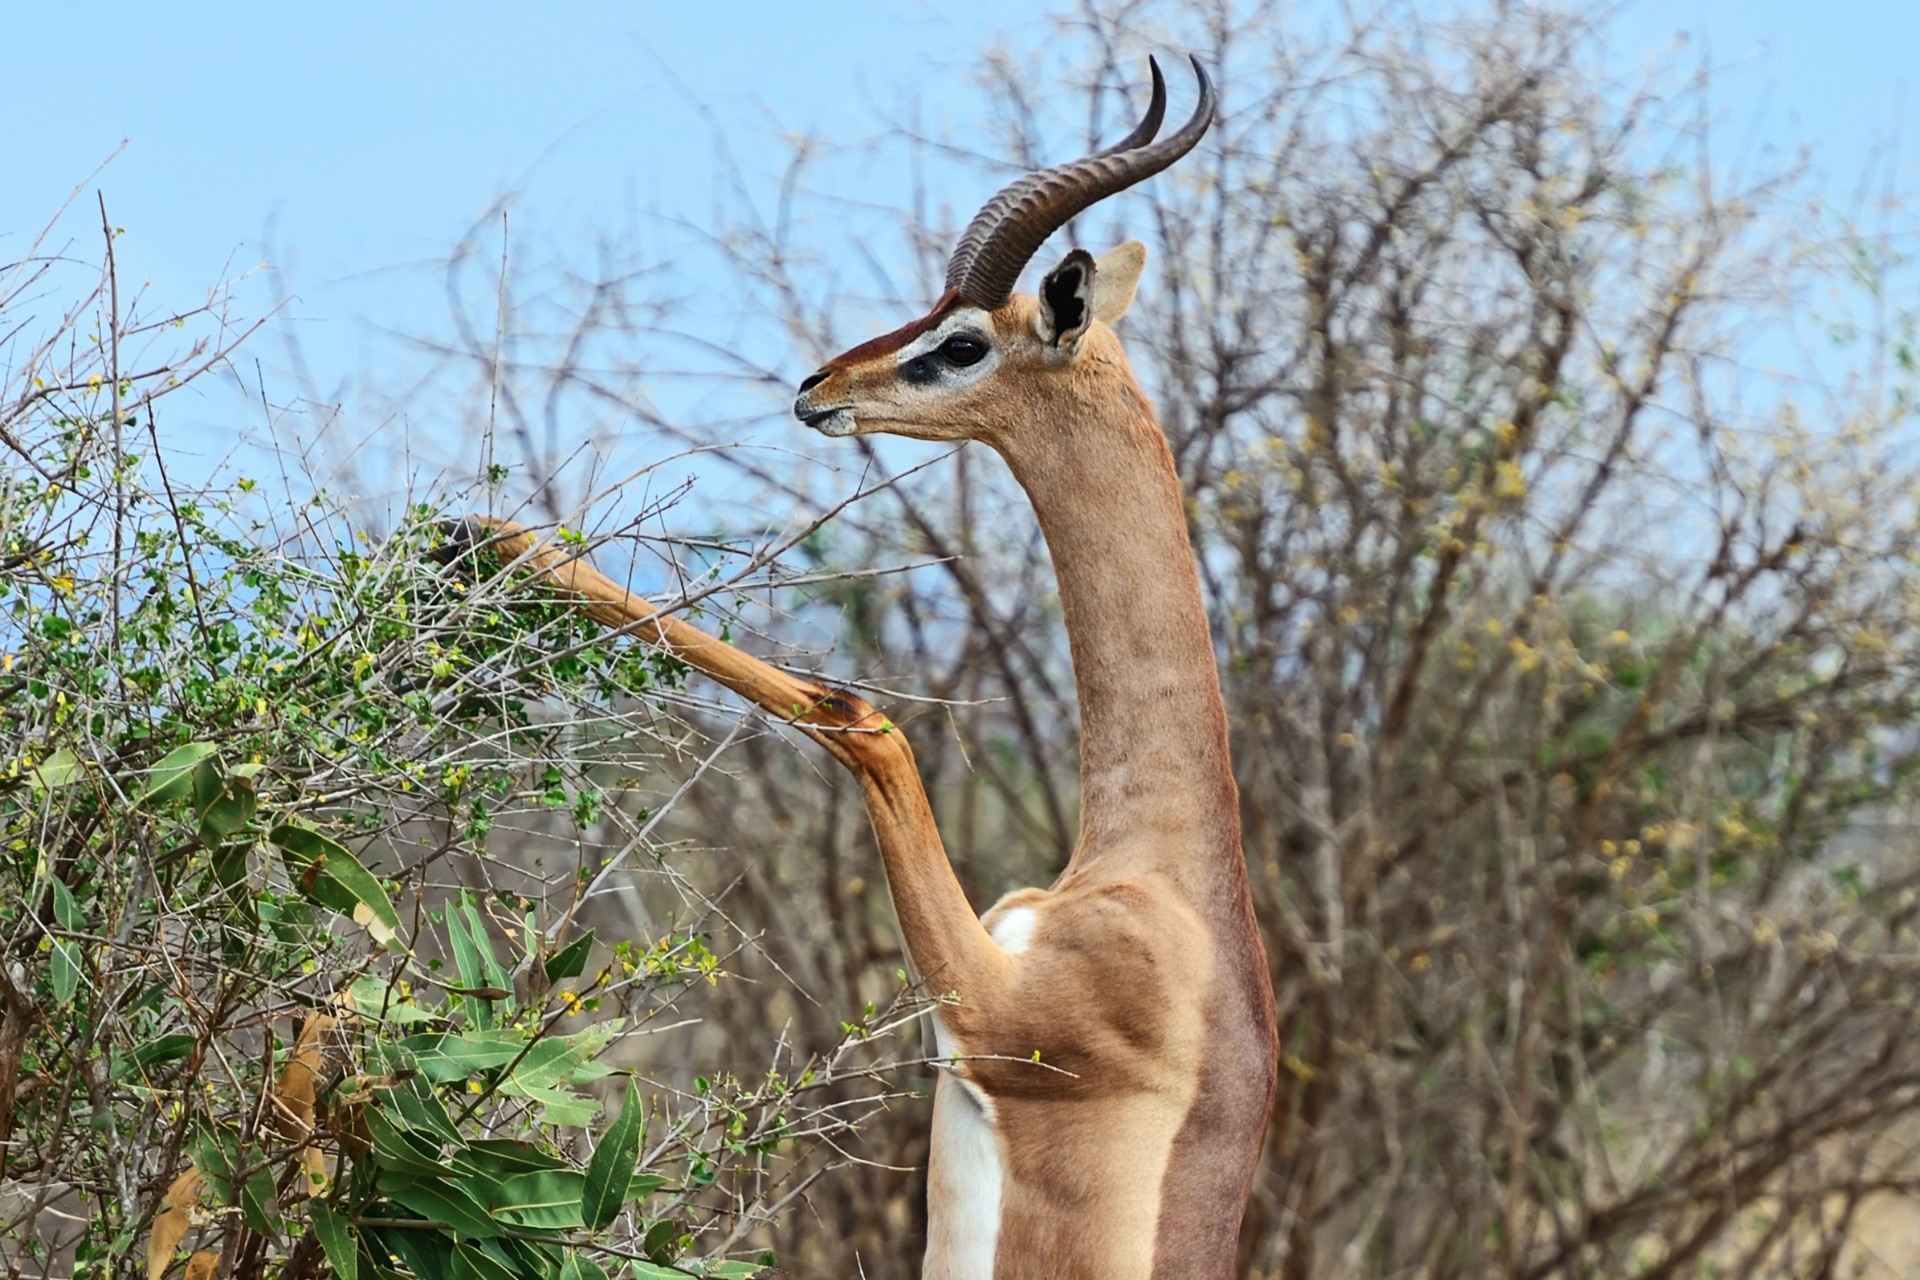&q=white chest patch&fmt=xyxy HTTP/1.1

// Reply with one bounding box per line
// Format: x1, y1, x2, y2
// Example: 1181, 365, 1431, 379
987, 905, 1038, 956
925, 1067, 1003, 1279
